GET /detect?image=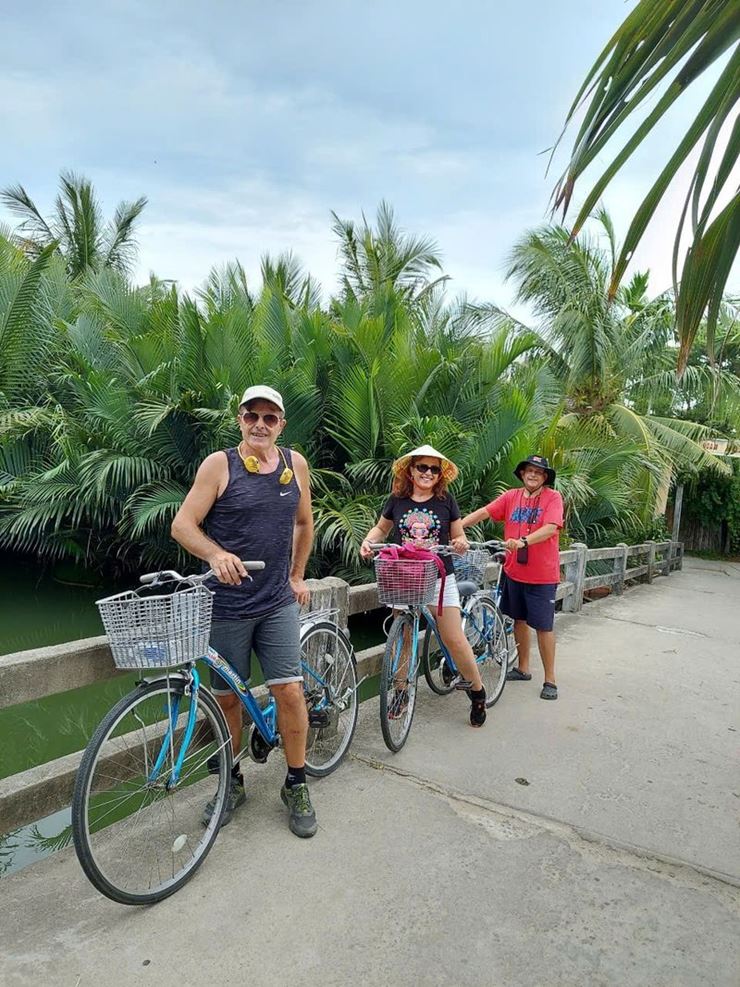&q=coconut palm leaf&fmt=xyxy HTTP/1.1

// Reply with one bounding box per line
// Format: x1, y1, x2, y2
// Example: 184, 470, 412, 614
552, 0, 740, 374
0, 241, 58, 400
